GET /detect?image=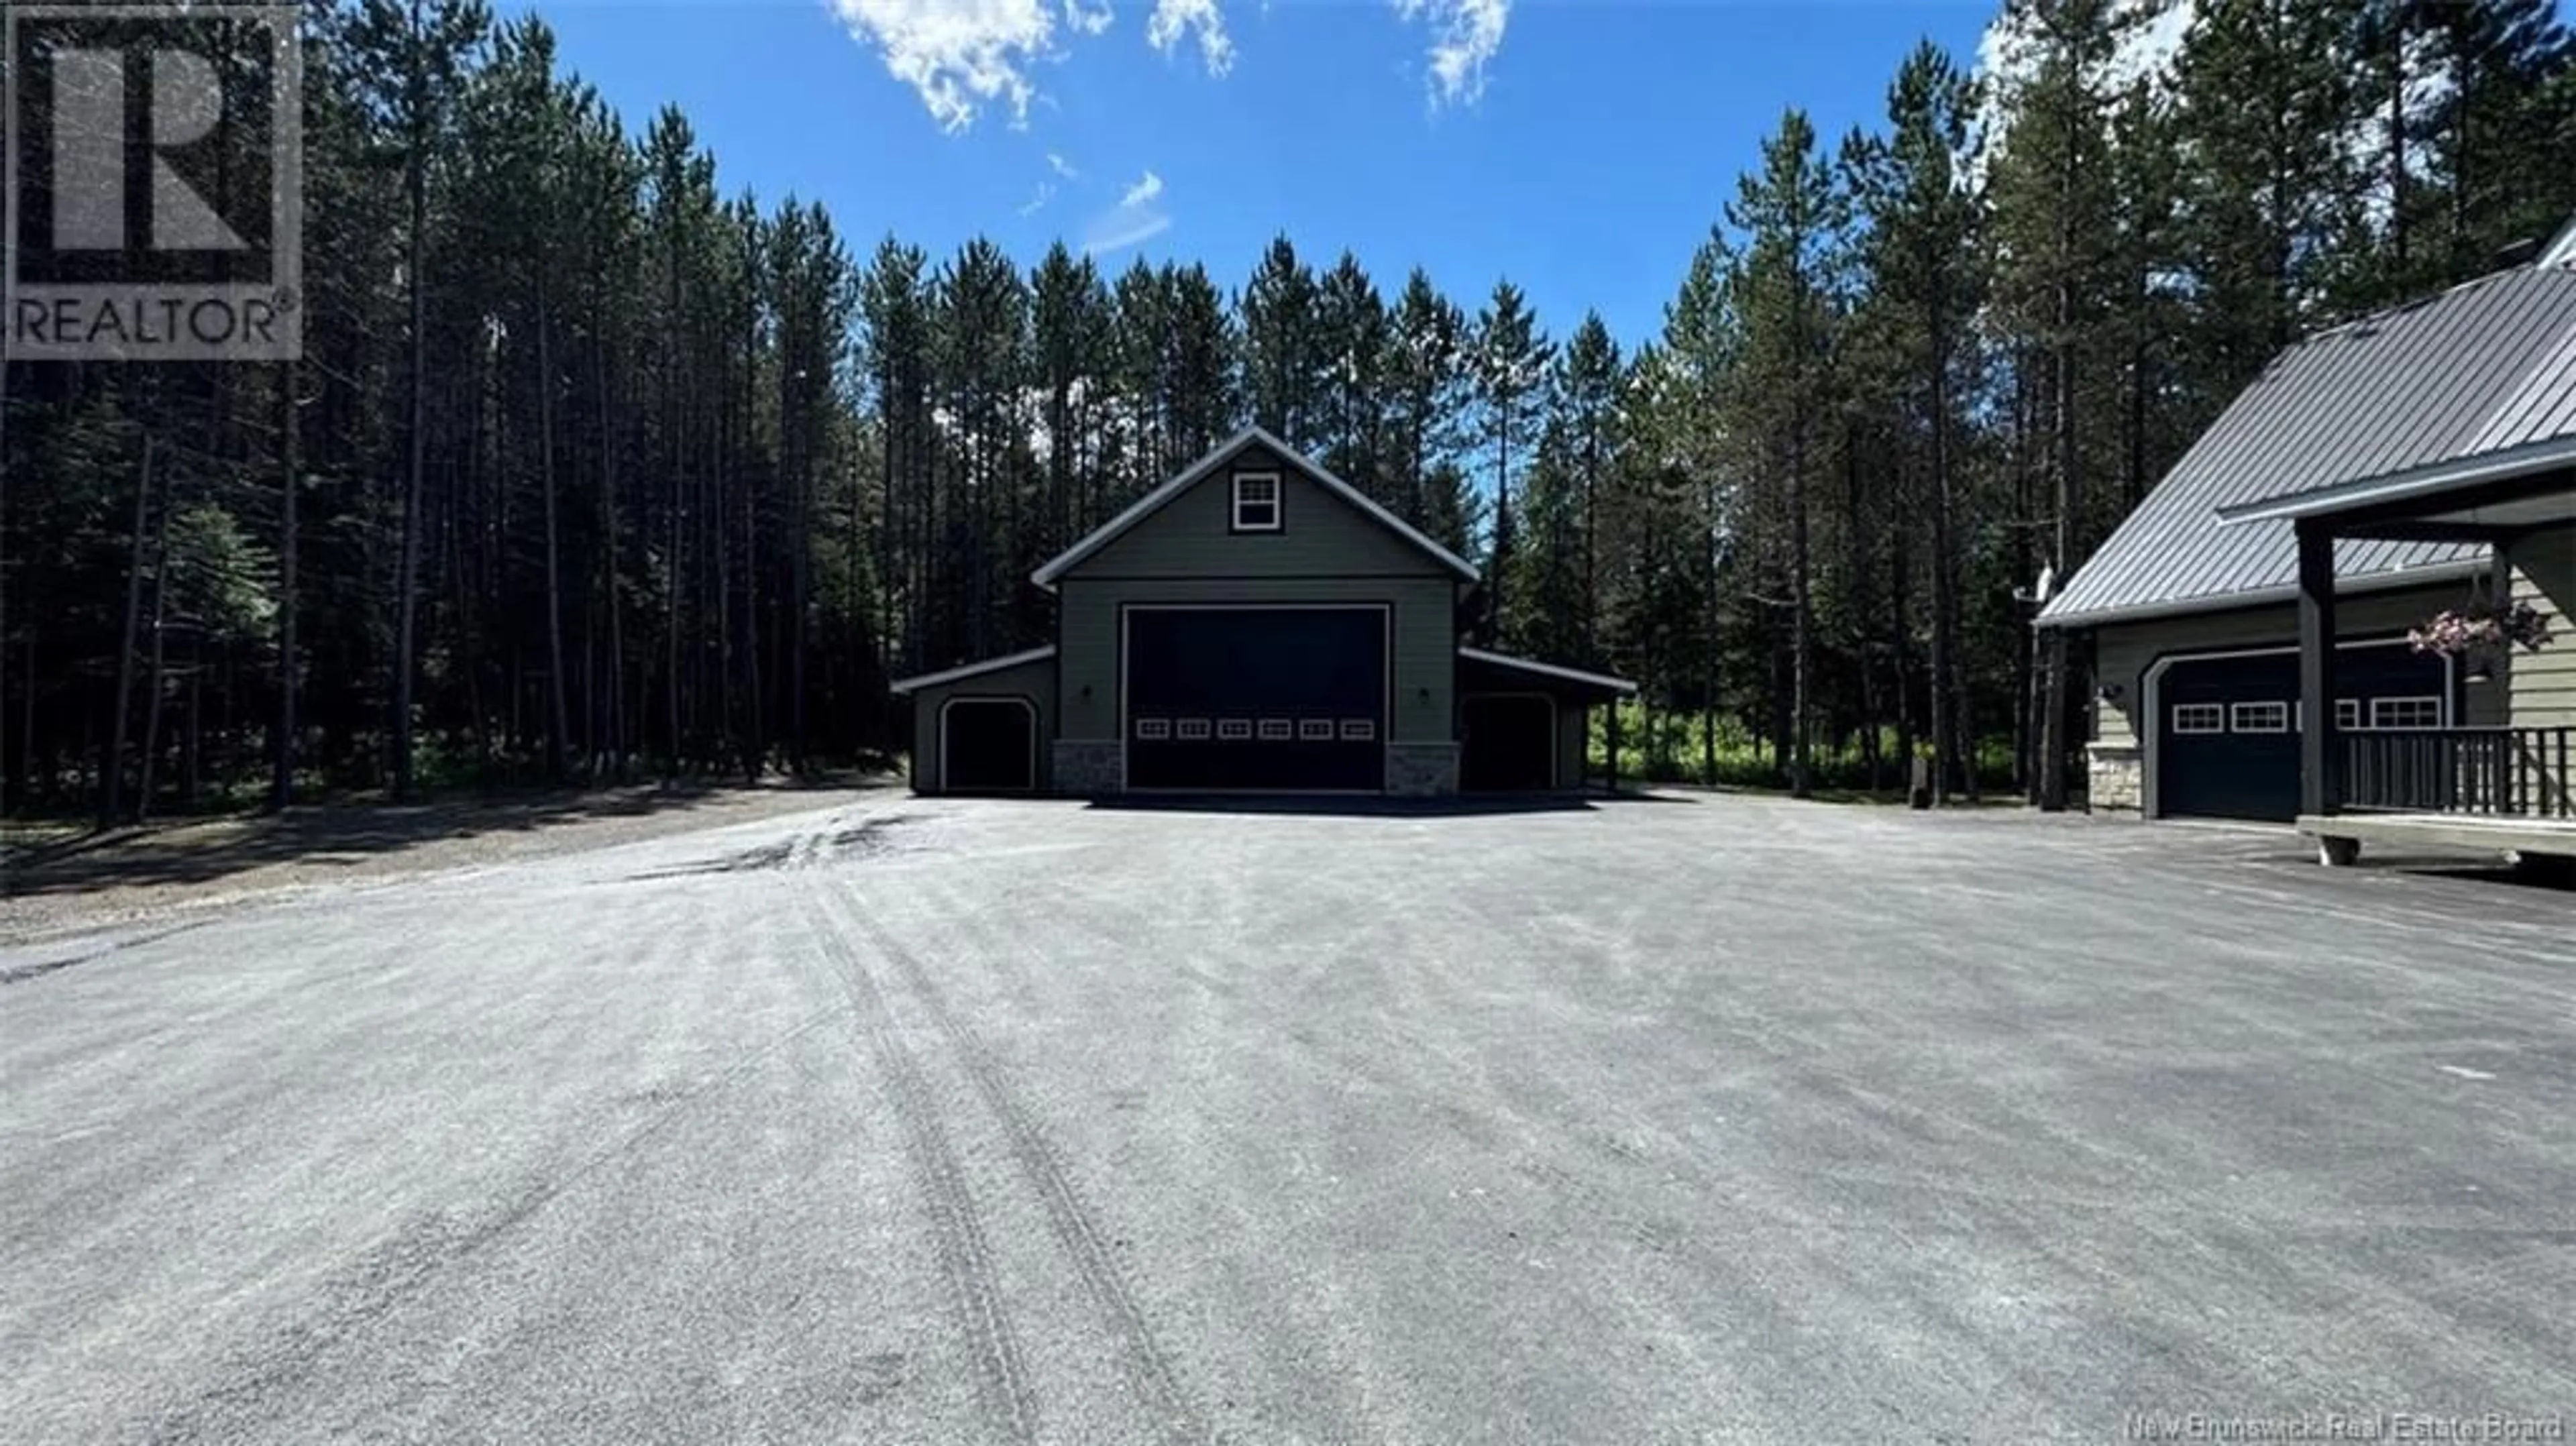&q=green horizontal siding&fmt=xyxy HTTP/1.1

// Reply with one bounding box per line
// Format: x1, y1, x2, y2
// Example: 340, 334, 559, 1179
906, 656, 1057, 793
2506, 524, 2575, 729
1075, 441, 1442, 579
